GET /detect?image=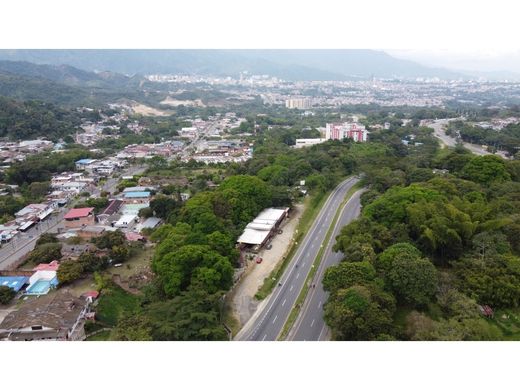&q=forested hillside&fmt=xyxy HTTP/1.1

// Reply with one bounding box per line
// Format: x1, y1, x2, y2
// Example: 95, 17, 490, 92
324, 127, 520, 340
0, 96, 84, 140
